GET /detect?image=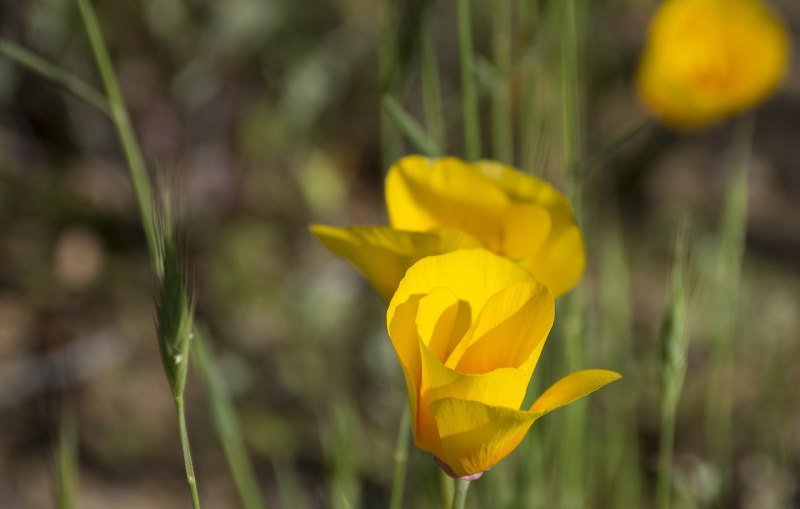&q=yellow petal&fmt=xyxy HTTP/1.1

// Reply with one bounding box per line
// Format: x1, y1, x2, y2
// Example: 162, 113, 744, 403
476, 161, 586, 297
501, 203, 552, 261
430, 398, 543, 477
445, 282, 554, 377
310, 224, 481, 301
530, 369, 622, 414
386, 156, 510, 251
417, 345, 529, 459
636, 0, 789, 129
416, 288, 472, 363
524, 224, 586, 299
387, 249, 535, 332
387, 294, 425, 435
